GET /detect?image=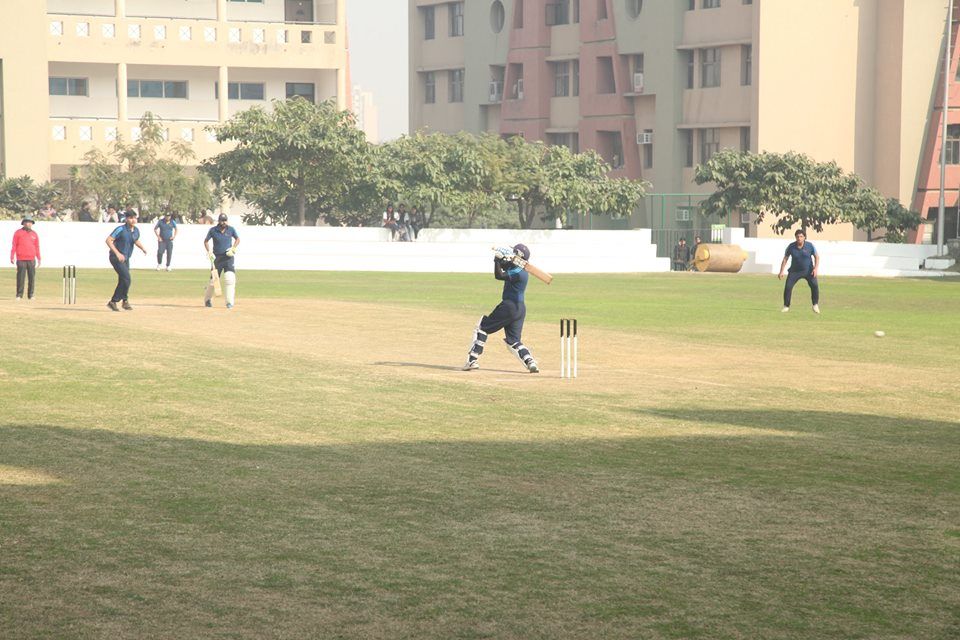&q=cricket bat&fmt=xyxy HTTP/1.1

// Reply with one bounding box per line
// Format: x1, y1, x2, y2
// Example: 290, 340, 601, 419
209, 255, 222, 296
514, 256, 553, 284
